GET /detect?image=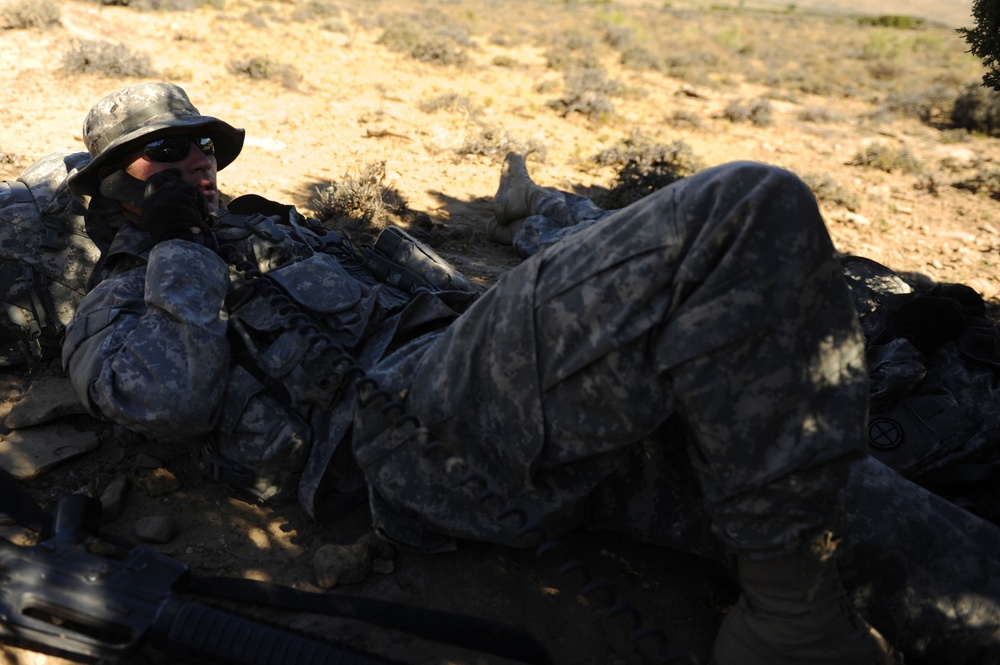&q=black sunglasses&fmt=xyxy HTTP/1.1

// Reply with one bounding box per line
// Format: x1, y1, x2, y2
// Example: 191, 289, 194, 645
143, 135, 216, 163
